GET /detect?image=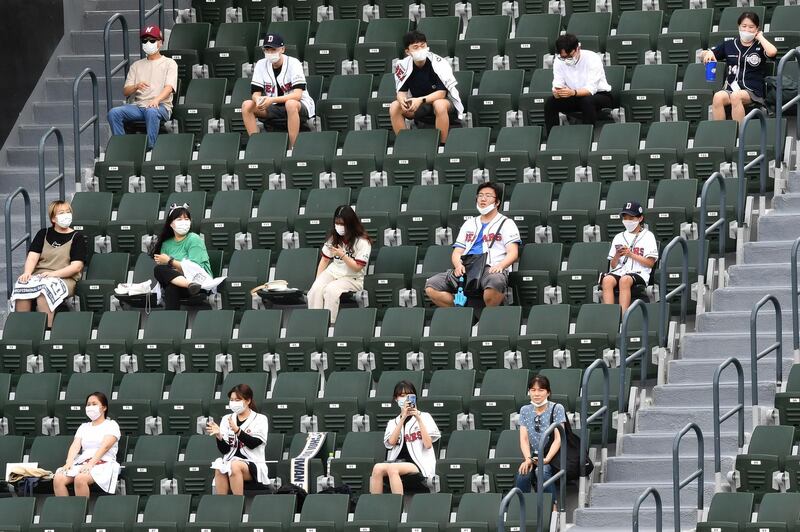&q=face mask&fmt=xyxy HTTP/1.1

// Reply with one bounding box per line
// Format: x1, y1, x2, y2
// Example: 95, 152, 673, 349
563, 56, 578, 66
397, 397, 406, 409
335, 224, 346, 236
172, 219, 191, 236
622, 219, 640, 233
265, 51, 280, 64
531, 399, 548, 408
142, 41, 159, 56
739, 31, 756, 42
476, 202, 495, 216
228, 401, 245, 414
410, 48, 428, 62
85, 405, 102, 421
55, 213, 72, 229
